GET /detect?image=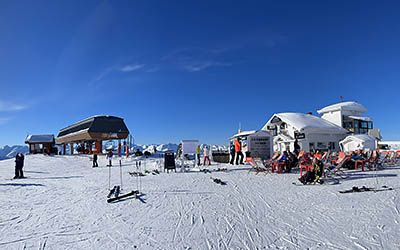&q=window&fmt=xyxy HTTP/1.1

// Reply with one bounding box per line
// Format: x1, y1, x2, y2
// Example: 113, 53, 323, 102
317, 142, 327, 149
368, 122, 373, 129
361, 121, 368, 129
309, 143, 315, 151
329, 142, 336, 150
